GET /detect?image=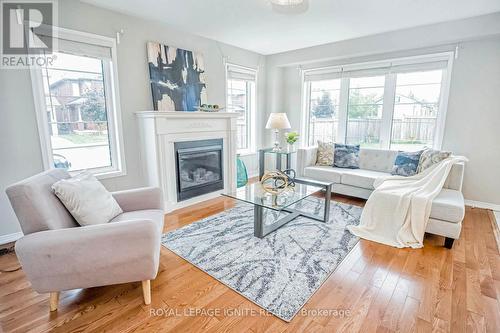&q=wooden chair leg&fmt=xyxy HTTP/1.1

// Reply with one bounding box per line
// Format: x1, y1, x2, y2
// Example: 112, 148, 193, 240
49, 292, 59, 312
141, 280, 151, 305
